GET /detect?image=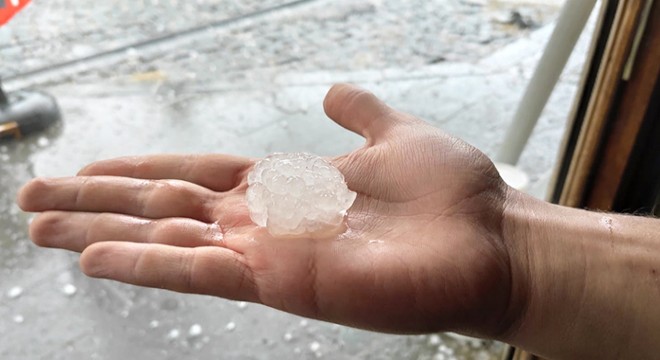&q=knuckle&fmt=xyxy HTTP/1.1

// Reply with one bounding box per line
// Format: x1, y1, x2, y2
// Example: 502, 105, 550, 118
133, 159, 153, 177
131, 249, 149, 282
141, 179, 212, 220
86, 213, 112, 245
178, 250, 197, 292
152, 179, 184, 199
140, 179, 171, 215
75, 177, 93, 207
151, 219, 182, 243
231, 255, 256, 300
